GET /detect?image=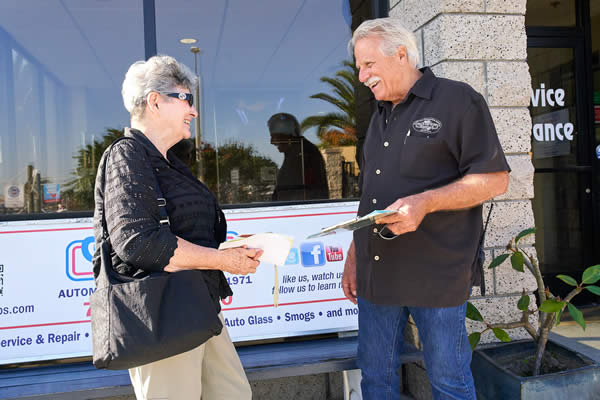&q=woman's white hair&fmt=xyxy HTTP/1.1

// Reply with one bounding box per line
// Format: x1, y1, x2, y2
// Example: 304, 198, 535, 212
122, 55, 197, 118
348, 18, 420, 67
